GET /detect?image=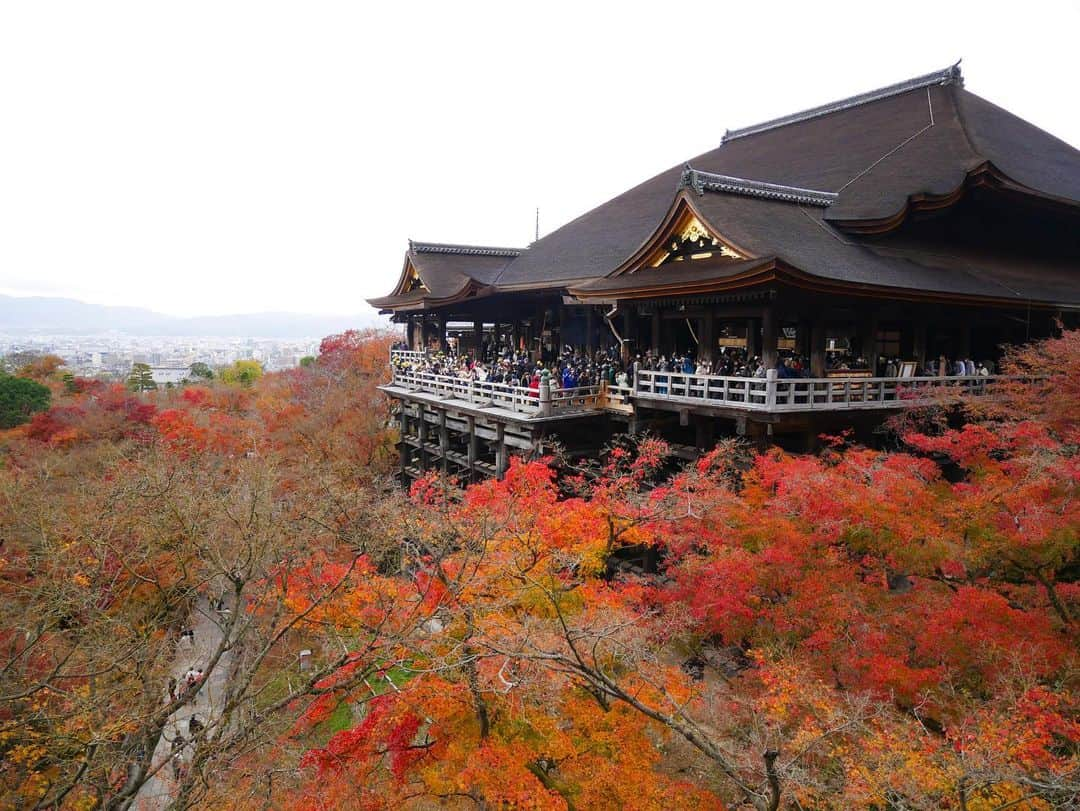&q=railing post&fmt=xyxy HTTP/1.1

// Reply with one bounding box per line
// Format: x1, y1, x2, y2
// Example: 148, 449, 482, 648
539, 371, 553, 417
765, 369, 778, 411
